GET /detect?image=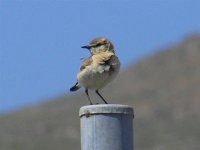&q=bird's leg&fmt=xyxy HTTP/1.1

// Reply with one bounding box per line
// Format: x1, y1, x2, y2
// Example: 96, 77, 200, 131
95, 90, 108, 104
85, 89, 93, 105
